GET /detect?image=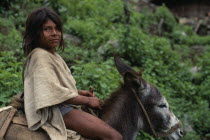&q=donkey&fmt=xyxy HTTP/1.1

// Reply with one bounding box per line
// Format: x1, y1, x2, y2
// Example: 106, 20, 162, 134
99, 56, 183, 140
3, 56, 183, 140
